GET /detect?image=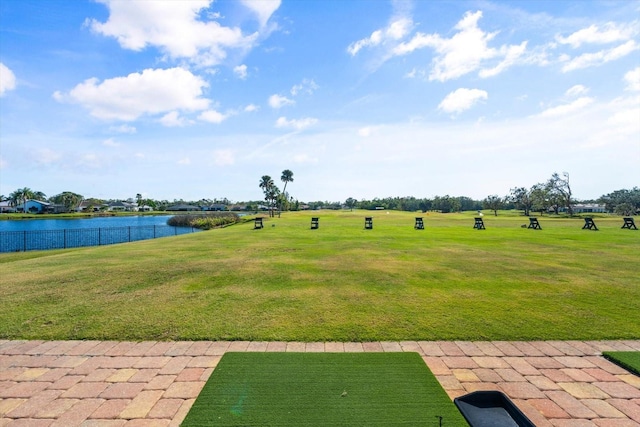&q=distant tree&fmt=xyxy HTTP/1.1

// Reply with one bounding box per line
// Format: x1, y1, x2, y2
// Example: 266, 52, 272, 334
483, 195, 504, 216
614, 203, 636, 216
599, 187, 640, 214
345, 197, 357, 211
547, 172, 573, 215
278, 169, 294, 216
136, 193, 143, 208
530, 183, 550, 215
259, 175, 279, 217
509, 187, 533, 216
9, 187, 36, 211
50, 191, 83, 212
